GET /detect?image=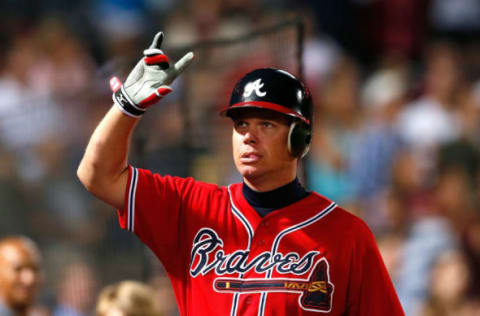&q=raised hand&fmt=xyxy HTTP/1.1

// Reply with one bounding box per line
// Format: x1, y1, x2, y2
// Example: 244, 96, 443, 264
110, 32, 194, 118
